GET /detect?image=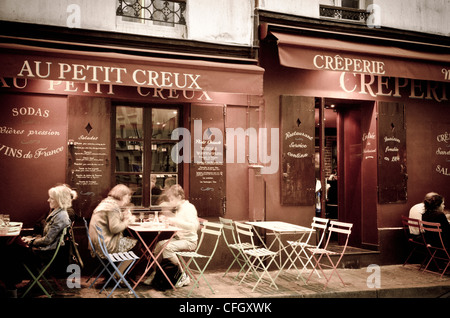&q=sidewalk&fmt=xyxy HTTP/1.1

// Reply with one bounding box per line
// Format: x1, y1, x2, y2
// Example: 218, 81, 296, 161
18, 264, 450, 299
